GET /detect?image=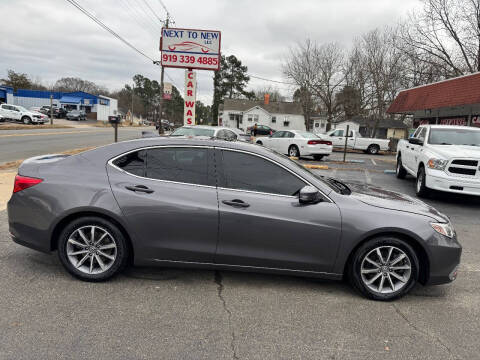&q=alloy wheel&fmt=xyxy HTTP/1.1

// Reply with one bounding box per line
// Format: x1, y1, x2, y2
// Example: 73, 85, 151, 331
66, 225, 117, 275
360, 246, 412, 294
